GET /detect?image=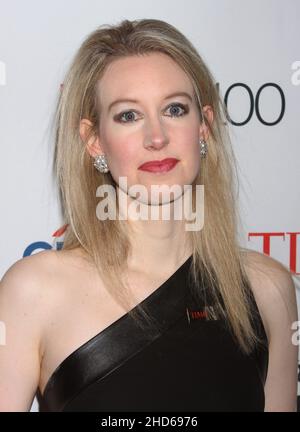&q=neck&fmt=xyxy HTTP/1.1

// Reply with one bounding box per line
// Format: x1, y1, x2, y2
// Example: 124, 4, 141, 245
116, 185, 192, 274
